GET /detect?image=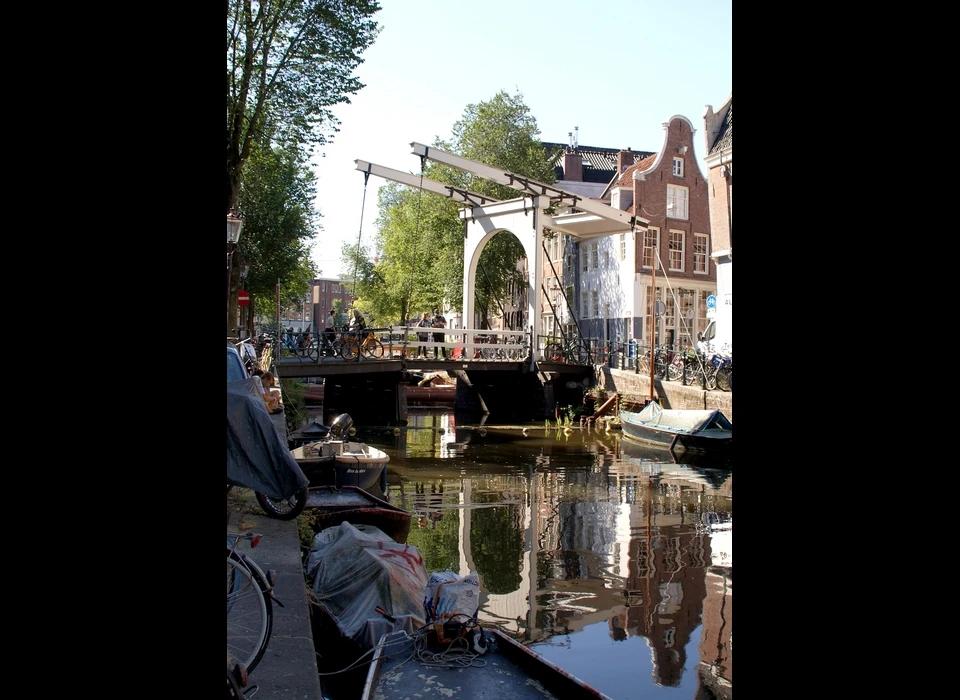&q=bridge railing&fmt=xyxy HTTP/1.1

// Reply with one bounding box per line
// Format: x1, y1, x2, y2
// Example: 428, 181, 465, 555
388, 326, 531, 359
